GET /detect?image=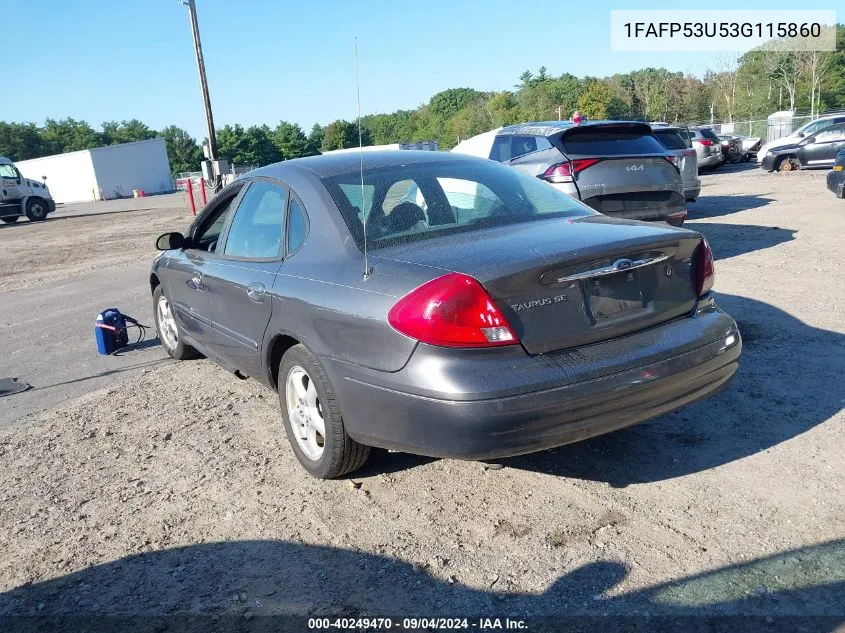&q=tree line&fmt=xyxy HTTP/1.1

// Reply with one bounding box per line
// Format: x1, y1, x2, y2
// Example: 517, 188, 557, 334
2, 26, 842, 174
